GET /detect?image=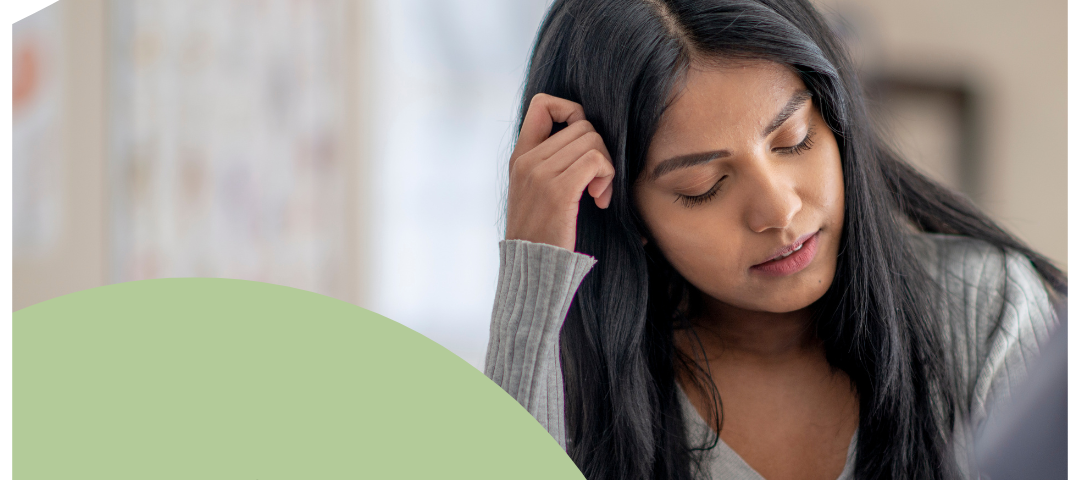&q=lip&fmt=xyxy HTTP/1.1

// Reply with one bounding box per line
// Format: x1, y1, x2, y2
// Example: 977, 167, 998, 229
757, 231, 818, 264
750, 231, 820, 277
